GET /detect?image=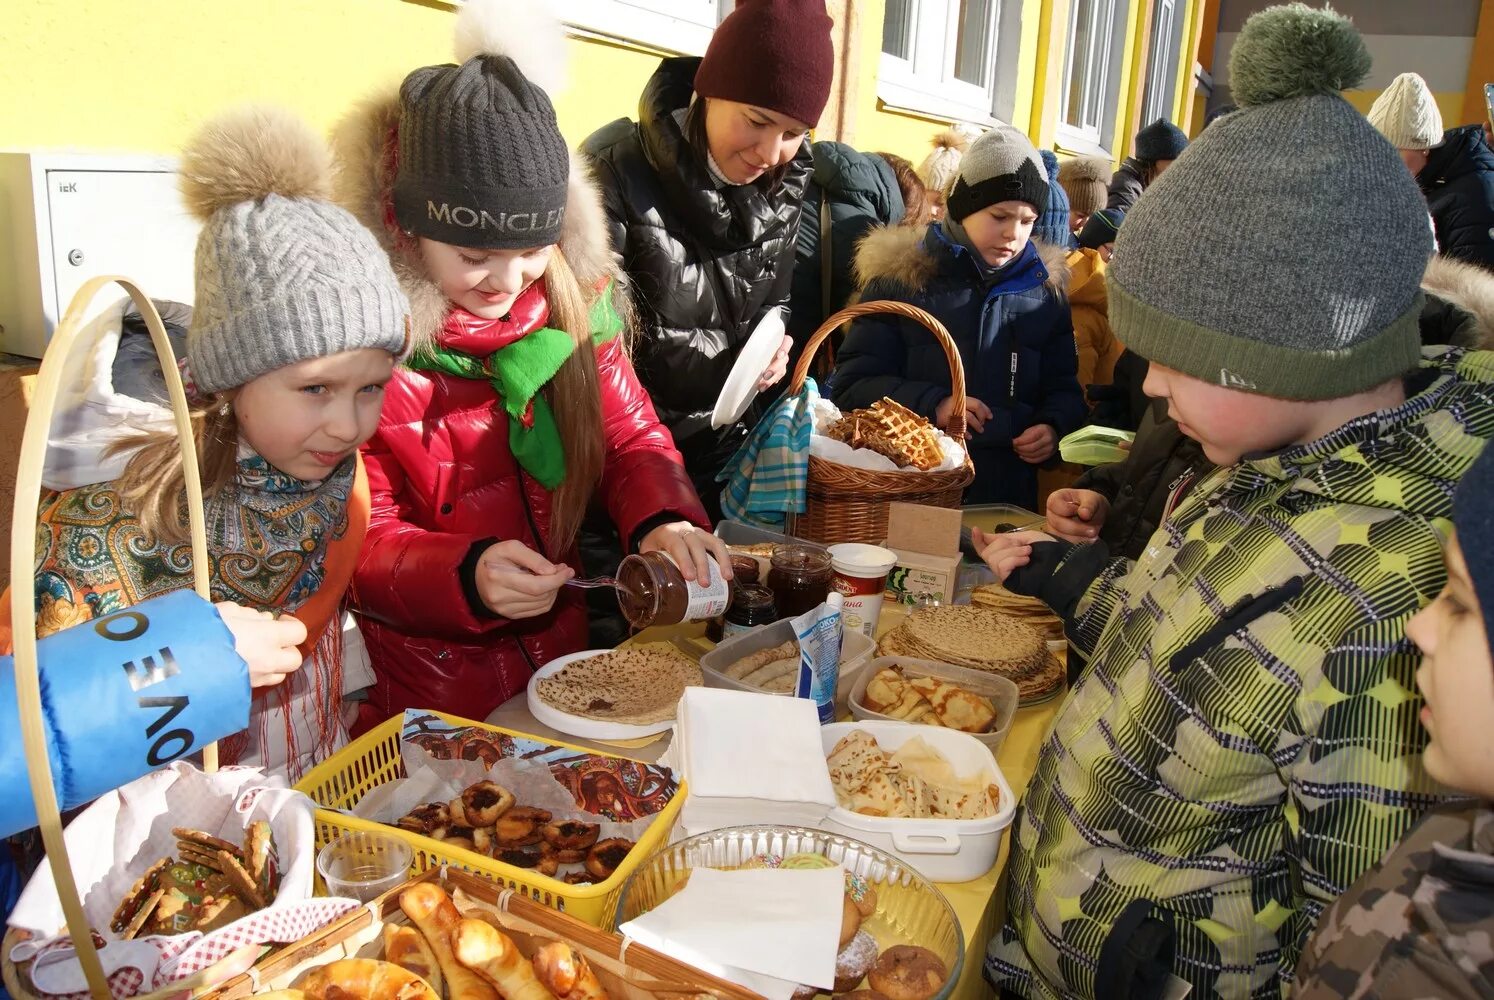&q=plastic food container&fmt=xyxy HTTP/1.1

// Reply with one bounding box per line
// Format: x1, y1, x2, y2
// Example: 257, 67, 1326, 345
828, 543, 898, 638
1058, 425, 1136, 466
848, 657, 1020, 754
617, 824, 964, 1000
317, 830, 413, 902
699, 618, 876, 714
819, 721, 1016, 883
